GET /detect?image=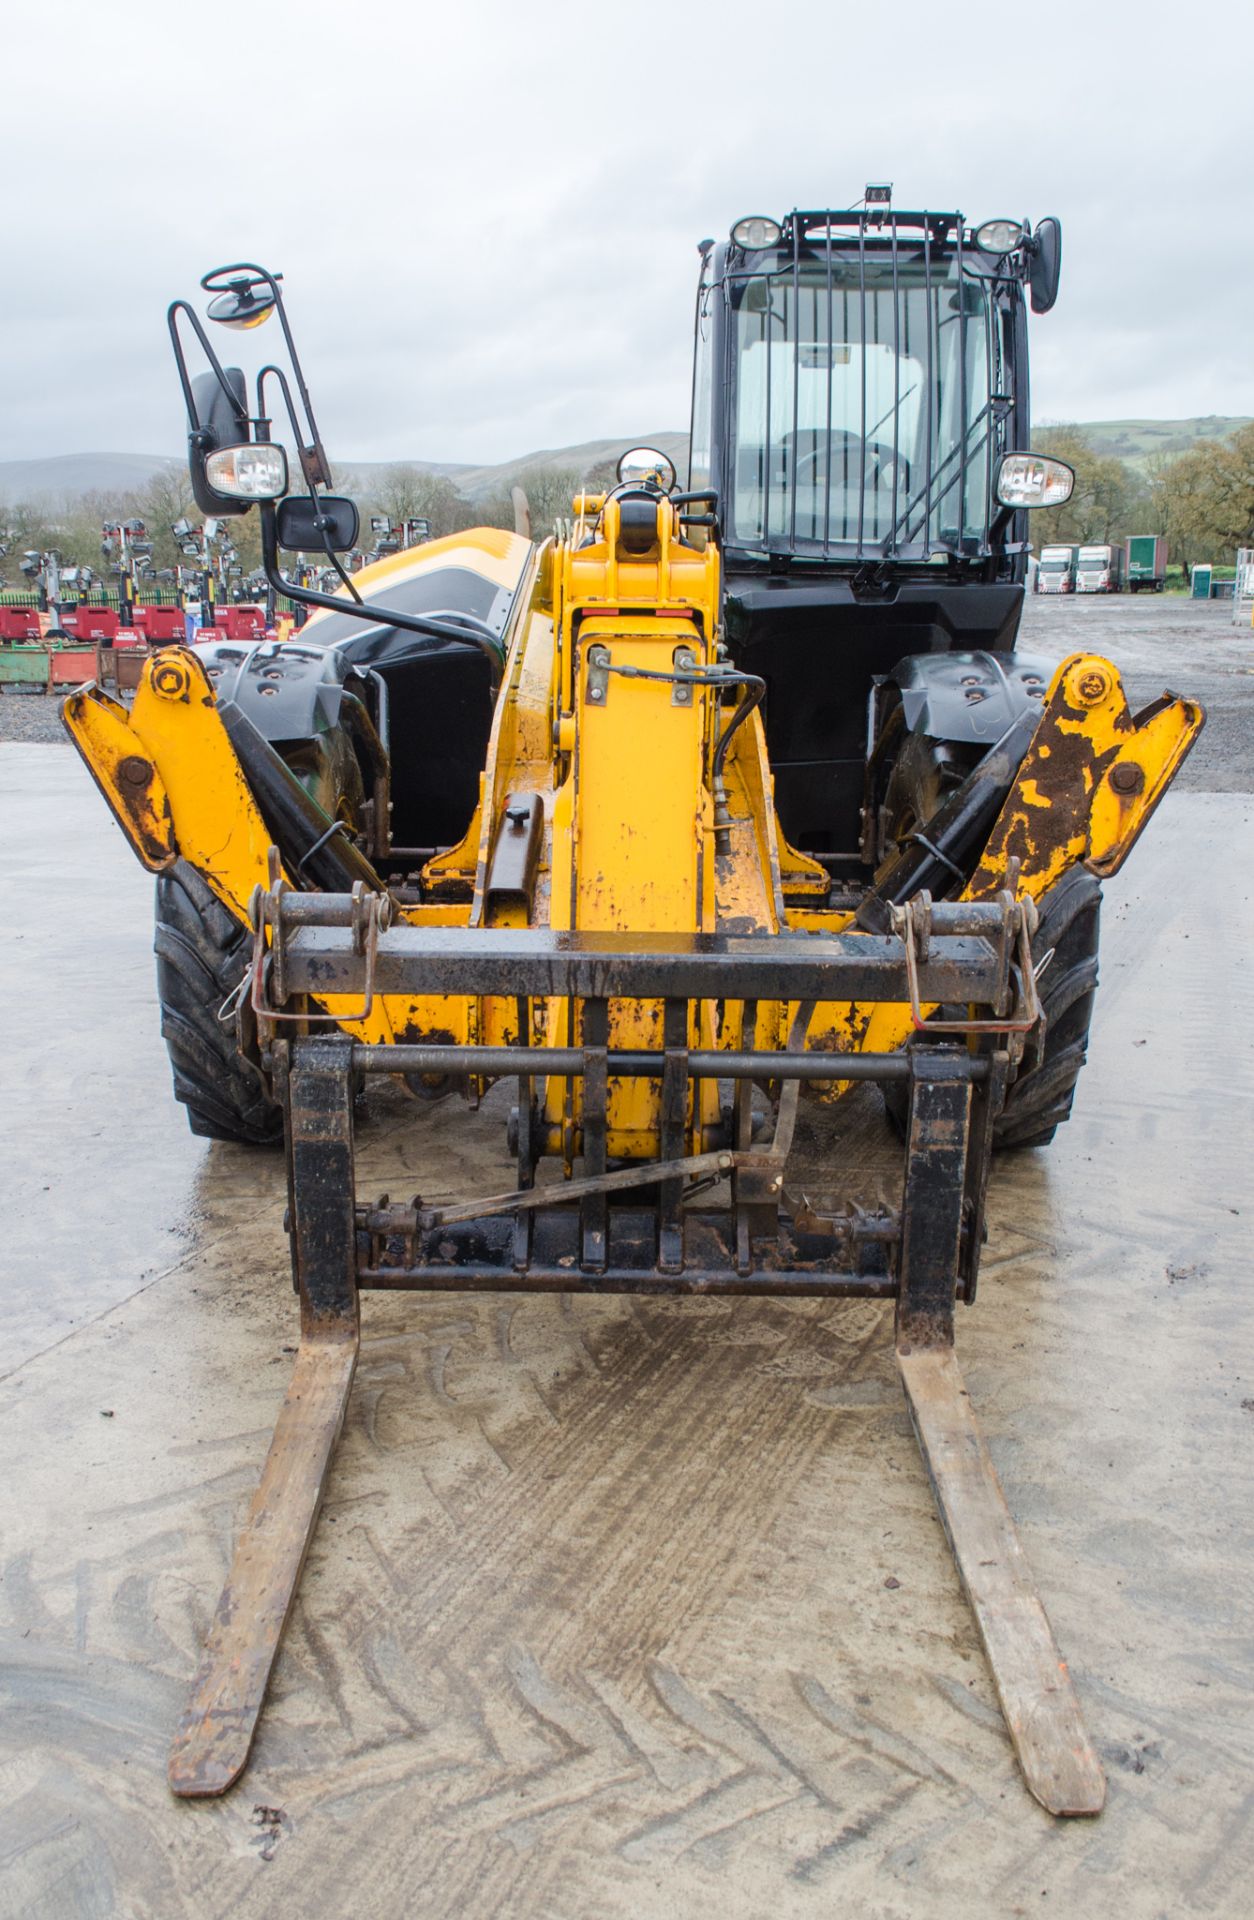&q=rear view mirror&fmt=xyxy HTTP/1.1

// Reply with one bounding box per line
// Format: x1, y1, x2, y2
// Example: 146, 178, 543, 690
617, 446, 678, 492
275, 494, 360, 553
1029, 217, 1062, 315
189, 367, 252, 518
